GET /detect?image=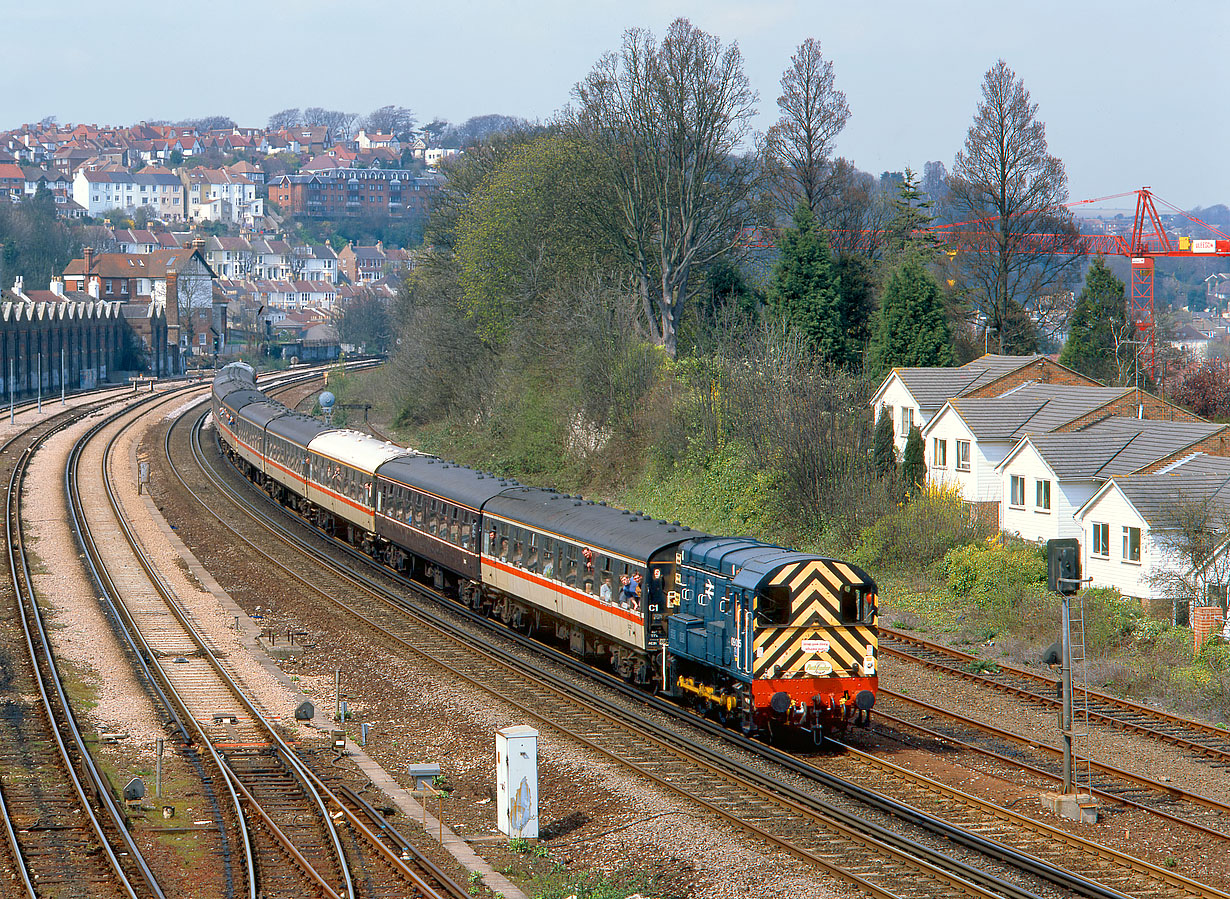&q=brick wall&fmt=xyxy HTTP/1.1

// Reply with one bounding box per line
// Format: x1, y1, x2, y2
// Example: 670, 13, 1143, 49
1053, 389, 1203, 432
963, 358, 1100, 399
